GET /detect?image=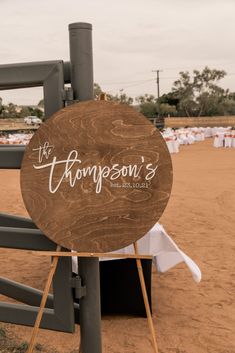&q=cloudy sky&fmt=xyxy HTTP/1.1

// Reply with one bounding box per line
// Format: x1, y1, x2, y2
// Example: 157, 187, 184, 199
0, 0, 235, 105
